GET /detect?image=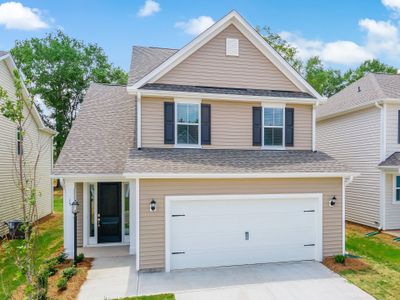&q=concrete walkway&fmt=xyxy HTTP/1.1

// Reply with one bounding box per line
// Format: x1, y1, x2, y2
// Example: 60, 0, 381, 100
77, 247, 373, 300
